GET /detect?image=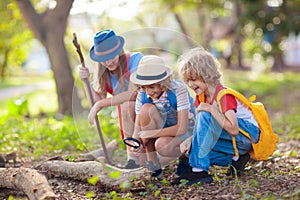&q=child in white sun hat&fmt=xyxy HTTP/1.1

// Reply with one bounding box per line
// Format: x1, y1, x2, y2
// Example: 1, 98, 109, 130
129, 55, 196, 178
